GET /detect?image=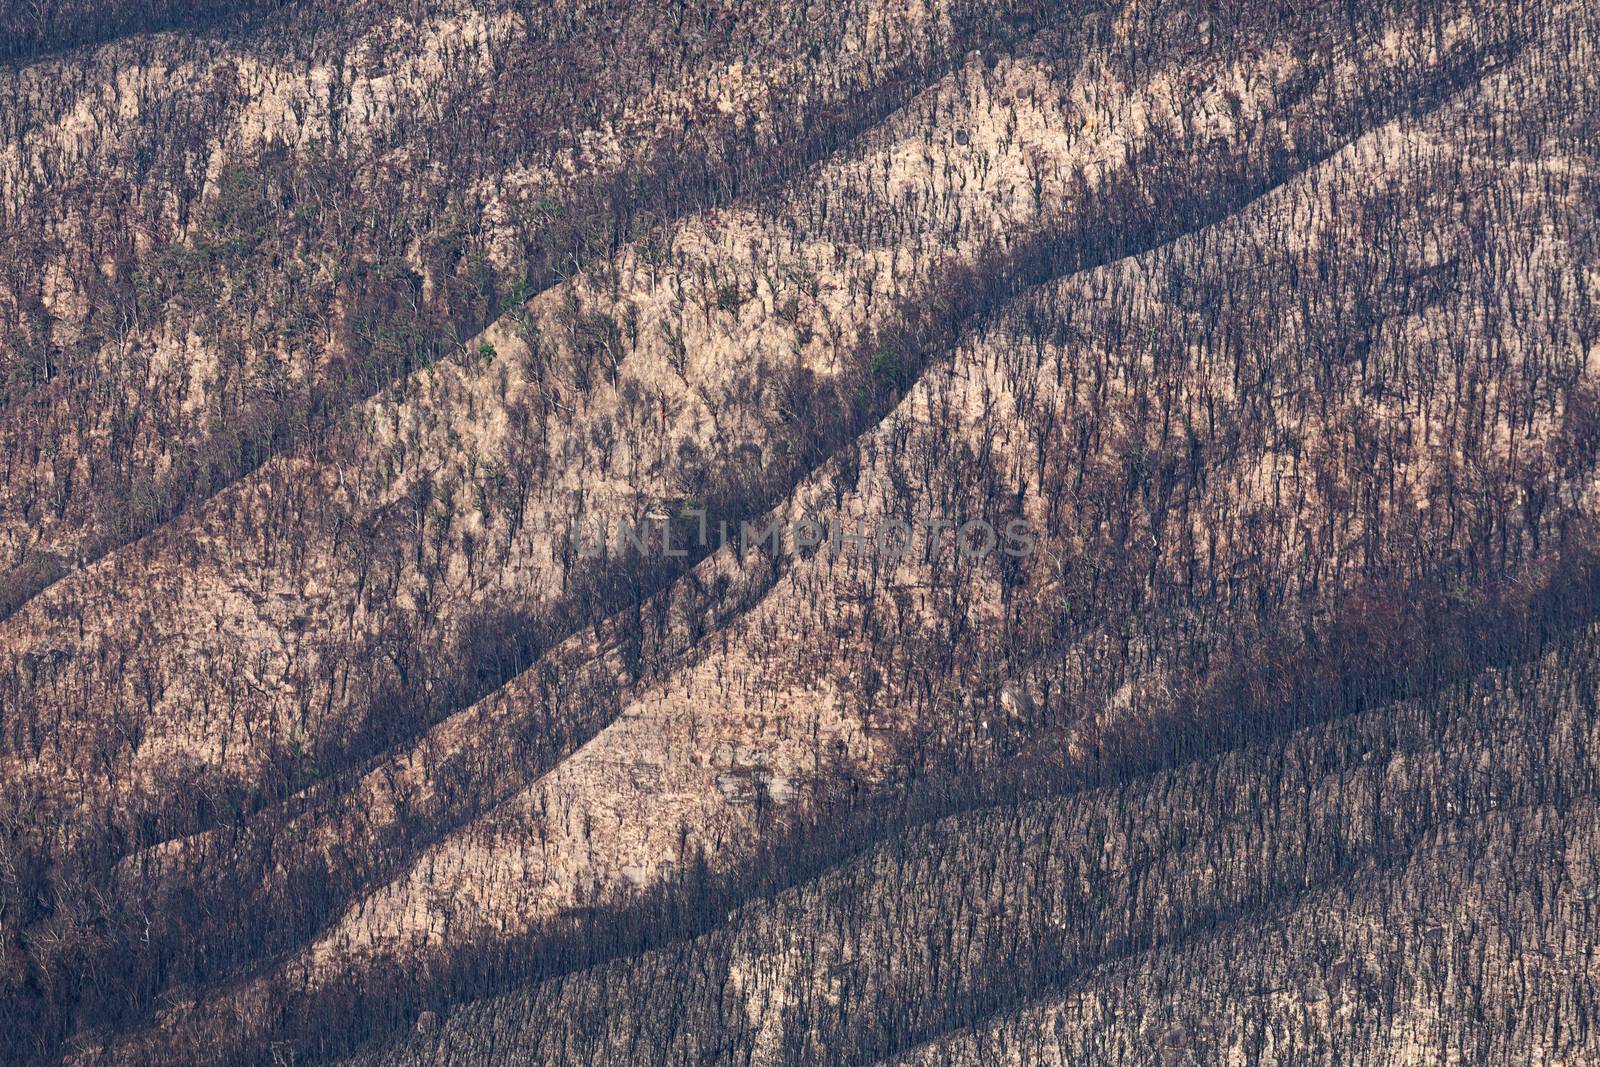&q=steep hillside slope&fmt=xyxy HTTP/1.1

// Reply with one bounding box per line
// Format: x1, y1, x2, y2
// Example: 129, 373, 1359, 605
0, 0, 1032, 608
2, 0, 1597, 1064
344, 617, 1600, 1066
